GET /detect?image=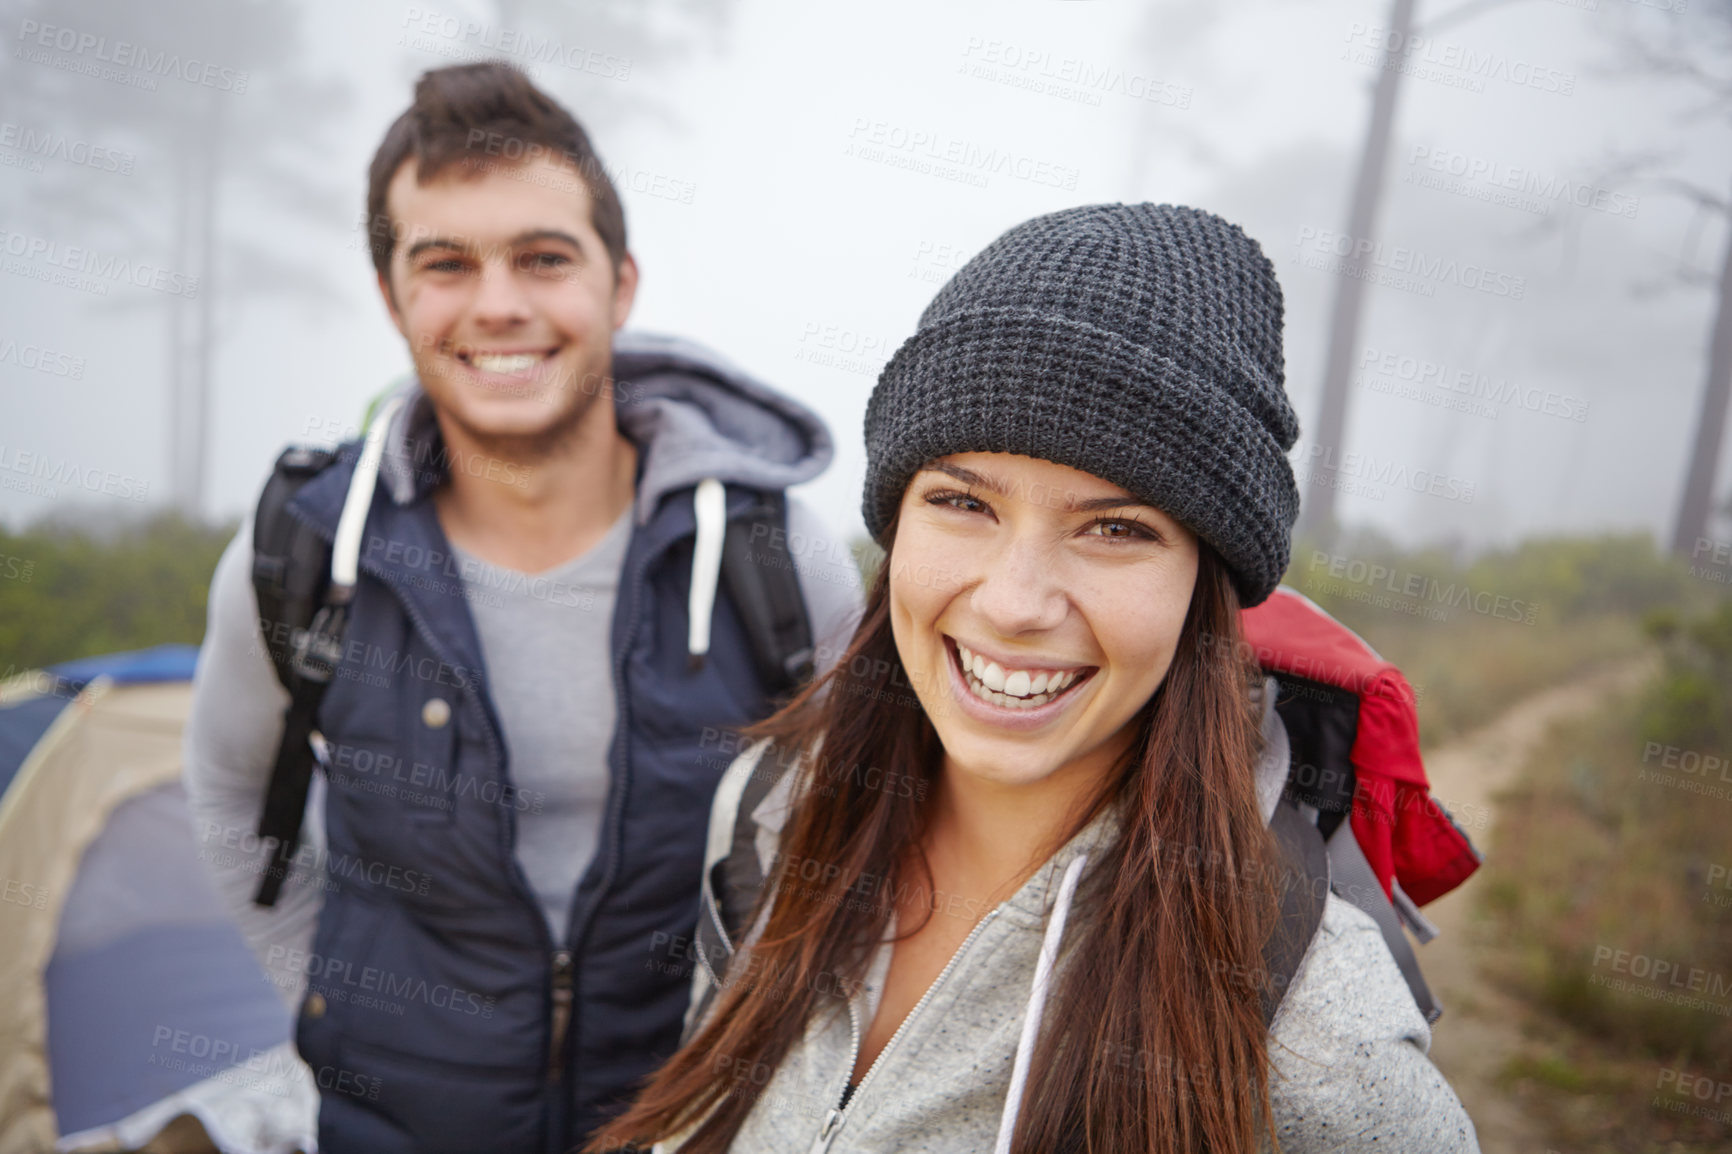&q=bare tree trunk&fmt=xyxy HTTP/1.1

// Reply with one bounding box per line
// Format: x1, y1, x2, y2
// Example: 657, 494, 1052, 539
1296, 0, 1417, 543
1670, 182, 1732, 558
188, 88, 224, 522
169, 127, 195, 516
